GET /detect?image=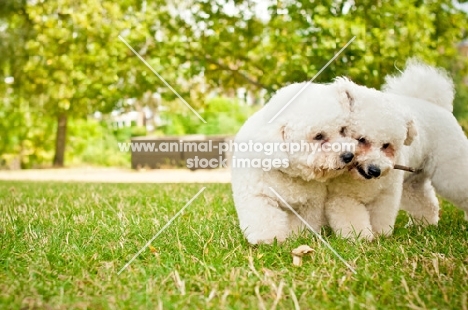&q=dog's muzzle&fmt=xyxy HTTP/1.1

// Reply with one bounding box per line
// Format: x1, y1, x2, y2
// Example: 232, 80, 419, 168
340, 152, 354, 164
357, 164, 381, 179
